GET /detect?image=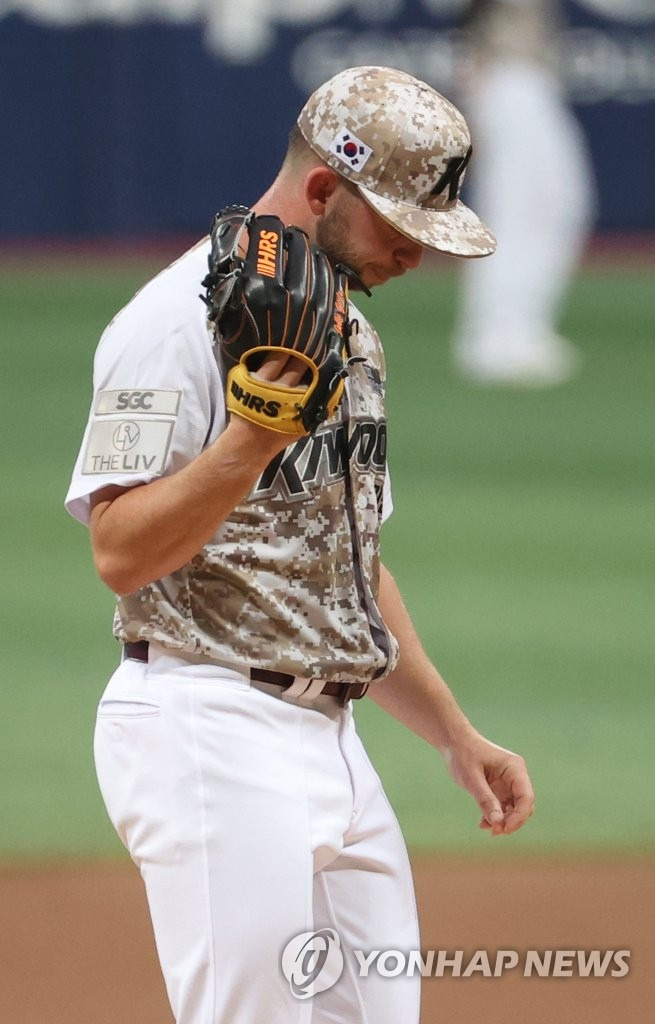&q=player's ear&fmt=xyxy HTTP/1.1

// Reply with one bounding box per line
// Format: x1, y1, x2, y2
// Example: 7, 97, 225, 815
305, 167, 341, 216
